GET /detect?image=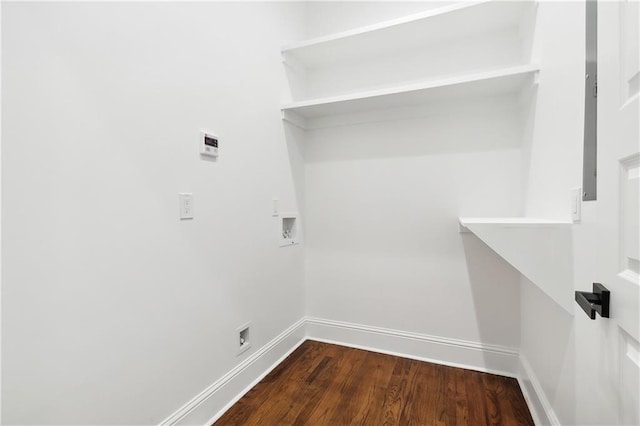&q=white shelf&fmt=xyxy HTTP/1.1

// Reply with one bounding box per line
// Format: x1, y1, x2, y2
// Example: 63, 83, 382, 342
282, 1, 536, 68
459, 217, 574, 314
459, 217, 572, 228
281, 65, 539, 128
